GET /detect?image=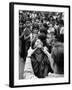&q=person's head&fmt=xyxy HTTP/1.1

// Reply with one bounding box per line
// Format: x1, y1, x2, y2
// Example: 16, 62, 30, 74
32, 23, 39, 34
36, 19, 39, 23
43, 18, 47, 23
50, 43, 64, 74
38, 32, 46, 40
46, 33, 52, 46
39, 27, 47, 35
49, 24, 53, 28
43, 23, 49, 30
26, 20, 31, 26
